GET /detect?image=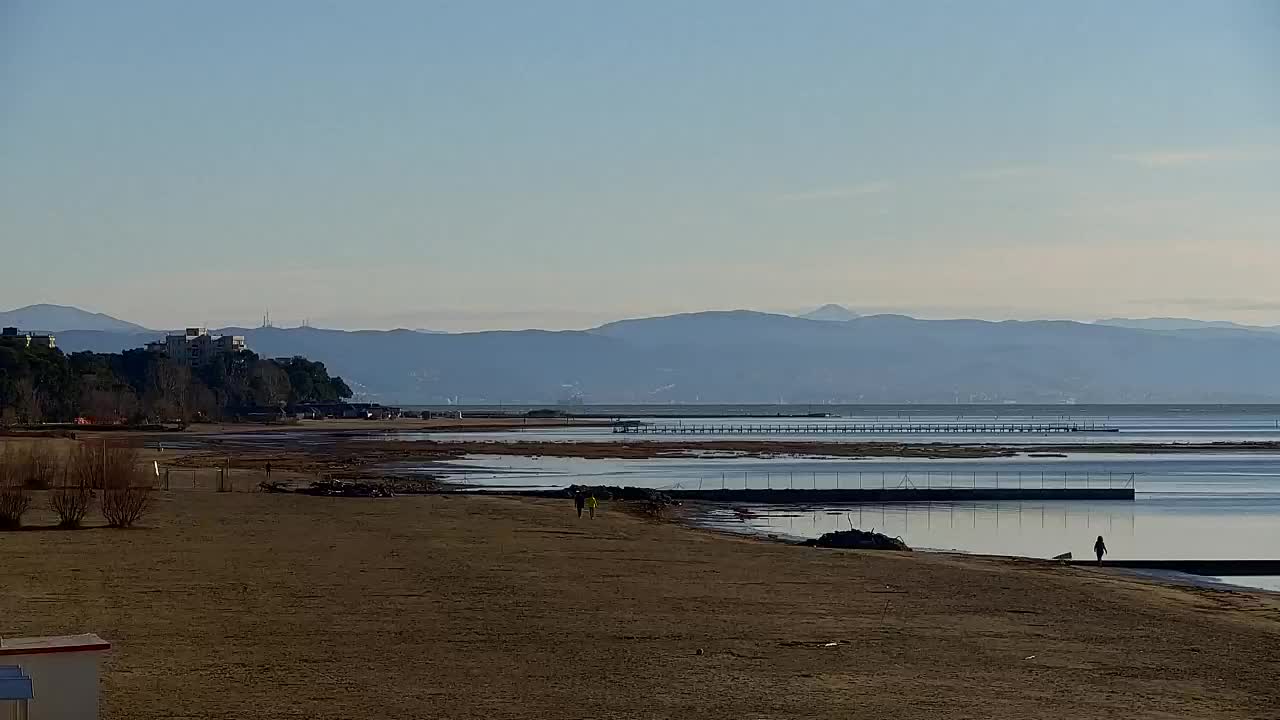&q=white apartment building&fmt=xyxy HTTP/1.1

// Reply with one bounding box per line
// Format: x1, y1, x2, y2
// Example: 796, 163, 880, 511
145, 327, 246, 366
